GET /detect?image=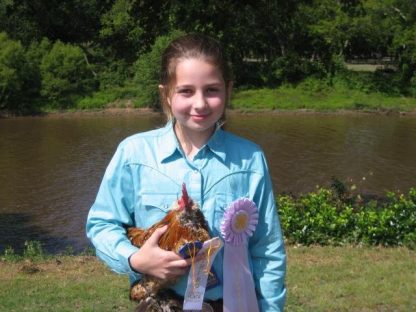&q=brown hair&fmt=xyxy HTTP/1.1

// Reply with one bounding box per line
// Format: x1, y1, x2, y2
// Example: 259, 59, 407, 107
159, 33, 233, 122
